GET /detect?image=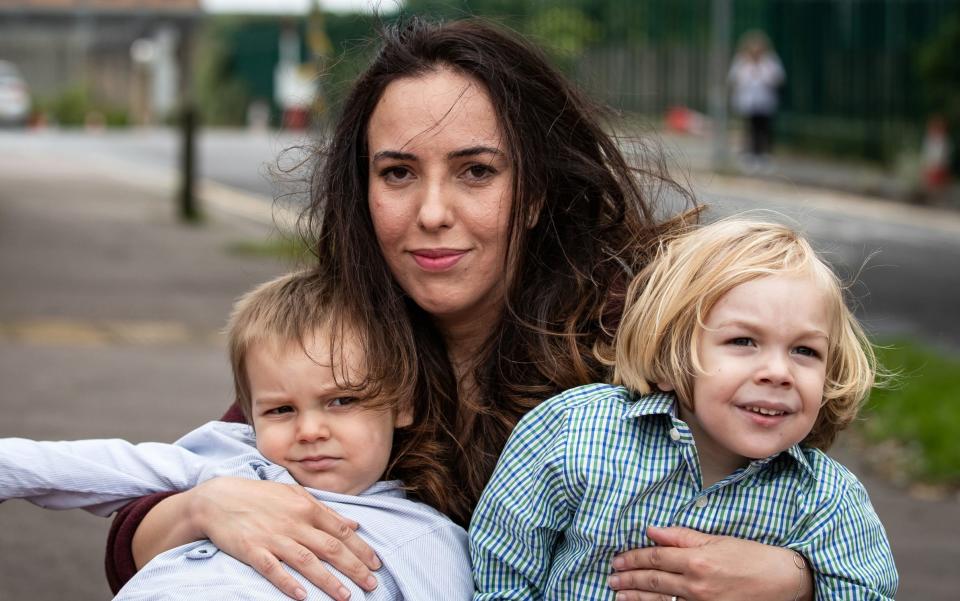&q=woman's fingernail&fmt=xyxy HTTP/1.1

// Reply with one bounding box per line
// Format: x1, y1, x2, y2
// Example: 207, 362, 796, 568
365, 575, 378, 590
372, 556, 382, 570
612, 556, 625, 570
615, 593, 627, 601
607, 574, 621, 589
293, 587, 307, 600
337, 586, 350, 600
